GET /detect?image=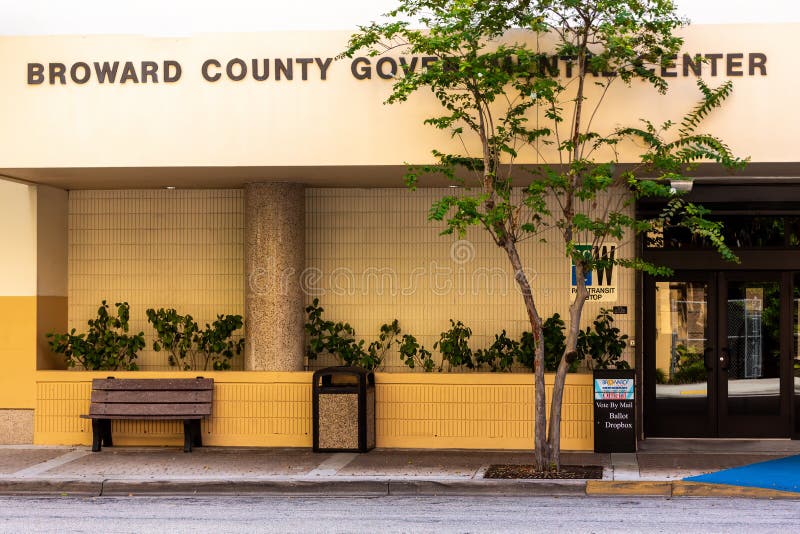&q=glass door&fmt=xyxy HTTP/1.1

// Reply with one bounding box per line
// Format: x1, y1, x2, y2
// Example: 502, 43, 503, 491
717, 273, 791, 437
645, 272, 793, 438
646, 273, 716, 437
